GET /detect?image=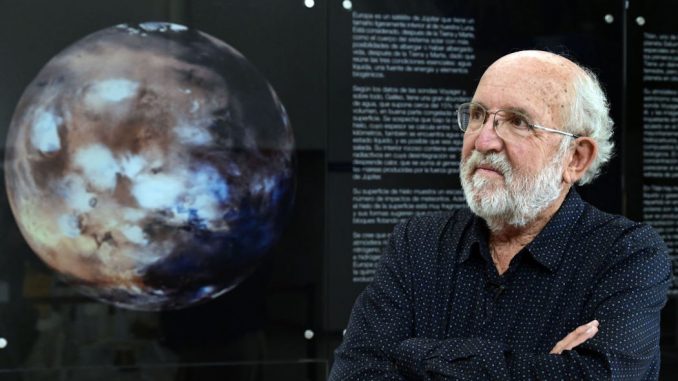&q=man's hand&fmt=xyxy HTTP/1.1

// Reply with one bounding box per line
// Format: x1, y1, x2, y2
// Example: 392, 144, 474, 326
550, 320, 599, 355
